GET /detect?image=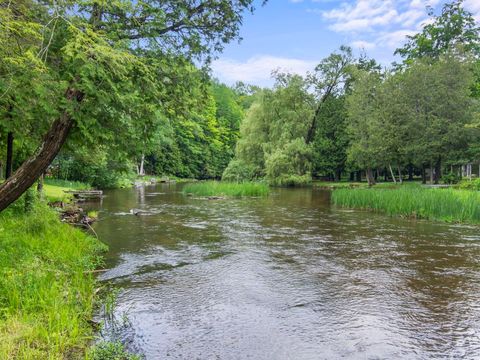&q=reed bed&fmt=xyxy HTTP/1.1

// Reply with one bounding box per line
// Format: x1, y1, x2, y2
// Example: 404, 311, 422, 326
332, 186, 480, 223
183, 181, 269, 197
